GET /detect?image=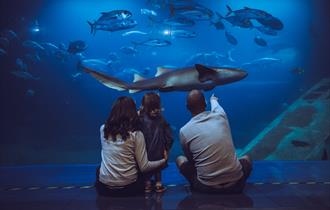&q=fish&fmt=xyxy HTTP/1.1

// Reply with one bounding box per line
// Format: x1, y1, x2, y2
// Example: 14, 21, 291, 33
291, 140, 311, 147
291, 67, 305, 75
141, 8, 157, 18
120, 46, 138, 55
226, 5, 273, 20
0, 48, 7, 56
26, 89, 35, 97
218, 12, 253, 28
256, 17, 283, 30
77, 59, 113, 73
1, 29, 18, 40
16, 58, 28, 71
67, 40, 87, 54
170, 30, 196, 38
121, 30, 148, 37
254, 36, 267, 47
186, 51, 235, 66
225, 31, 238, 45
255, 26, 278, 36
122, 68, 149, 76
211, 14, 225, 30
40, 42, 59, 54
163, 16, 195, 27
24, 53, 41, 63
87, 19, 138, 35
225, 6, 283, 30
132, 39, 171, 47
241, 57, 281, 69
22, 40, 45, 51
108, 52, 120, 62
0, 37, 9, 48
81, 63, 248, 93
97, 10, 132, 22
72, 72, 82, 78
174, 5, 213, 21
11, 70, 40, 80
147, 0, 168, 9
58, 43, 66, 51
55, 50, 69, 62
